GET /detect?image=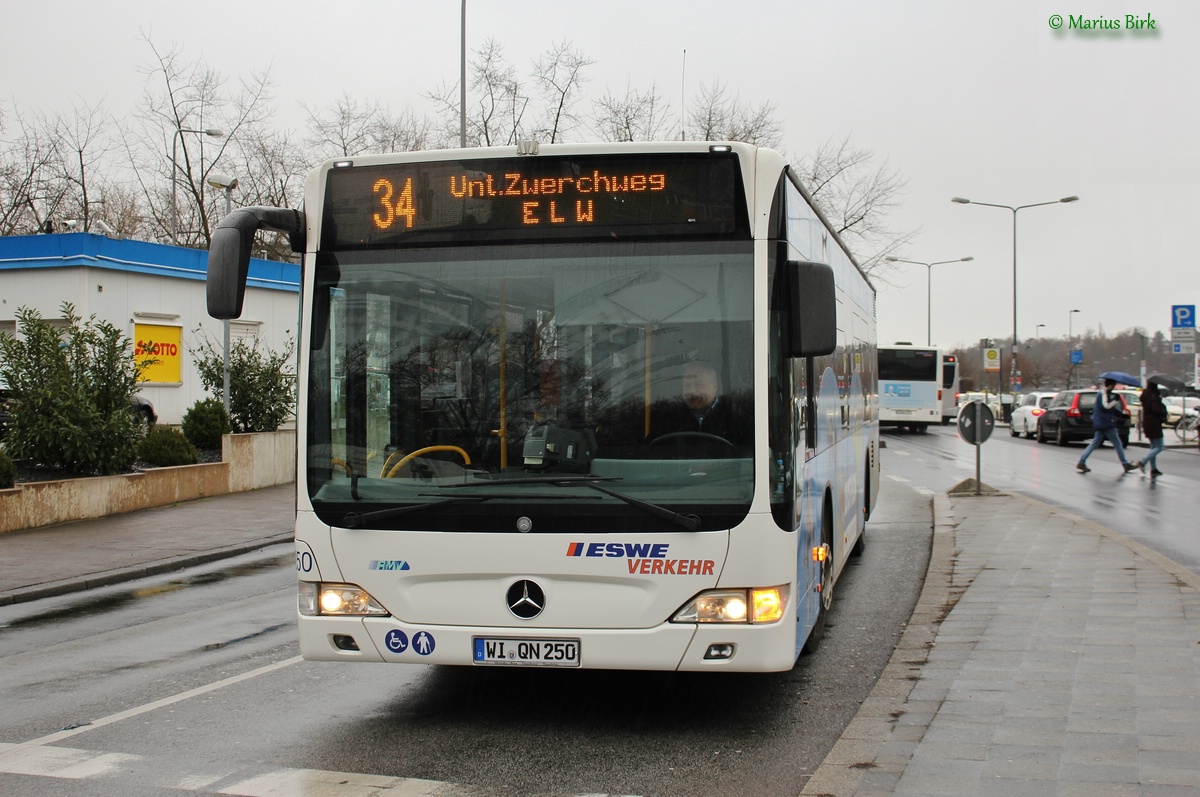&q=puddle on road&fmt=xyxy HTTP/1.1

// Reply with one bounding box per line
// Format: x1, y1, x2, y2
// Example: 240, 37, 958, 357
2, 554, 292, 629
